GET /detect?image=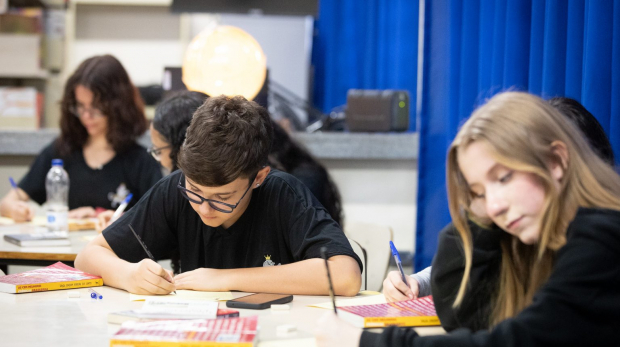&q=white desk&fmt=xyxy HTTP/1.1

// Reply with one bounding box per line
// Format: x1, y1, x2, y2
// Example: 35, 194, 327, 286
0, 286, 445, 346
0, 226, 97, 273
